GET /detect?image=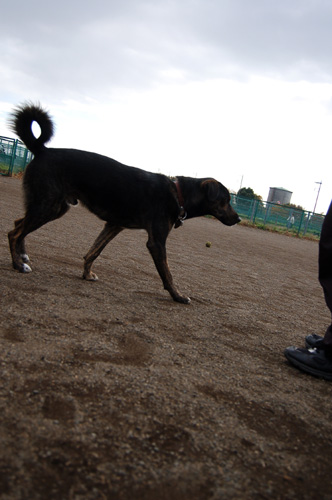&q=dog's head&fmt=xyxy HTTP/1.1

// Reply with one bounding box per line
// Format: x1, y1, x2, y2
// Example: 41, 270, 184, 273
201, 179, 240, 226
